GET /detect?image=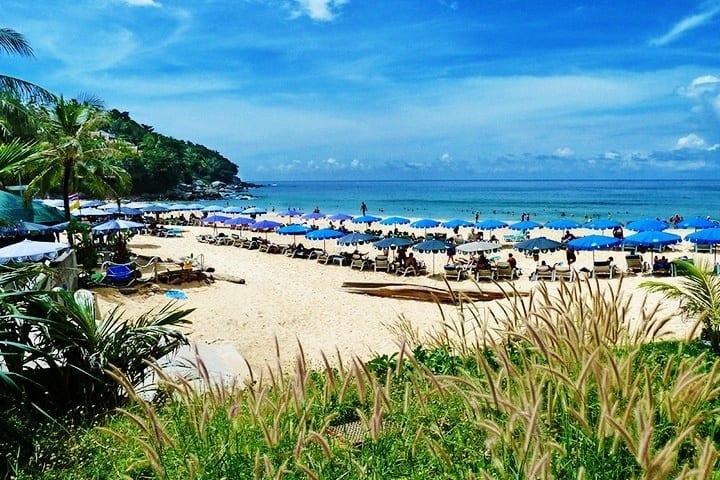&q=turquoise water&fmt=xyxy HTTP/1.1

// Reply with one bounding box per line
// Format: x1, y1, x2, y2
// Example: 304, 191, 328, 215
210, 179, 720, 224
